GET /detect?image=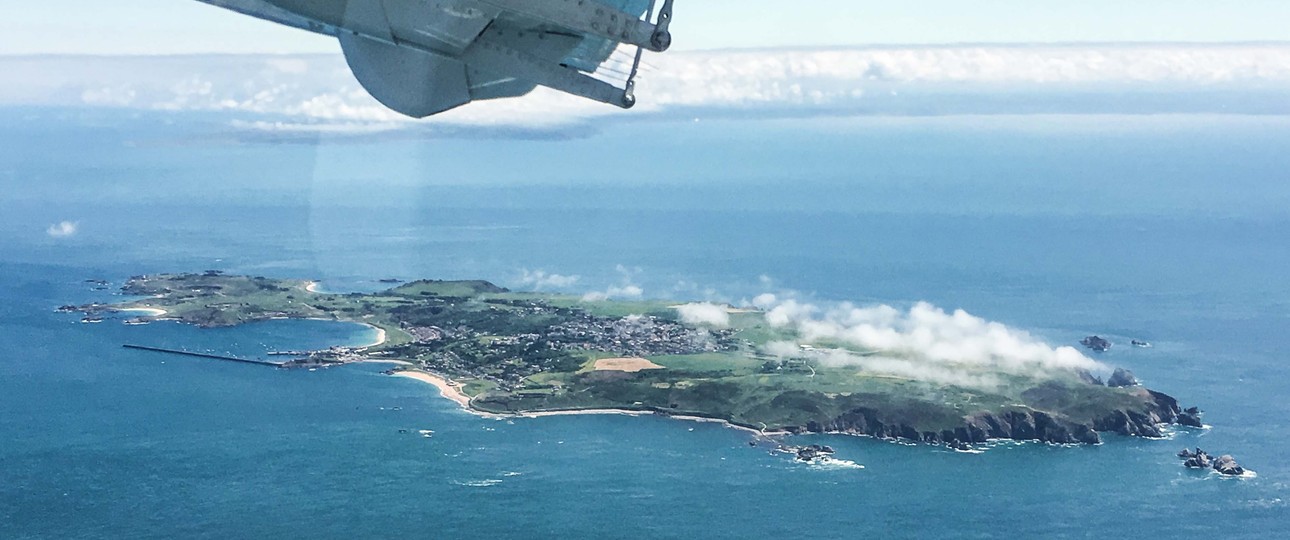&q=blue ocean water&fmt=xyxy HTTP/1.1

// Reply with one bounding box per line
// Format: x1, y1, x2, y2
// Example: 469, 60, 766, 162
2, 109, 1289, 538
